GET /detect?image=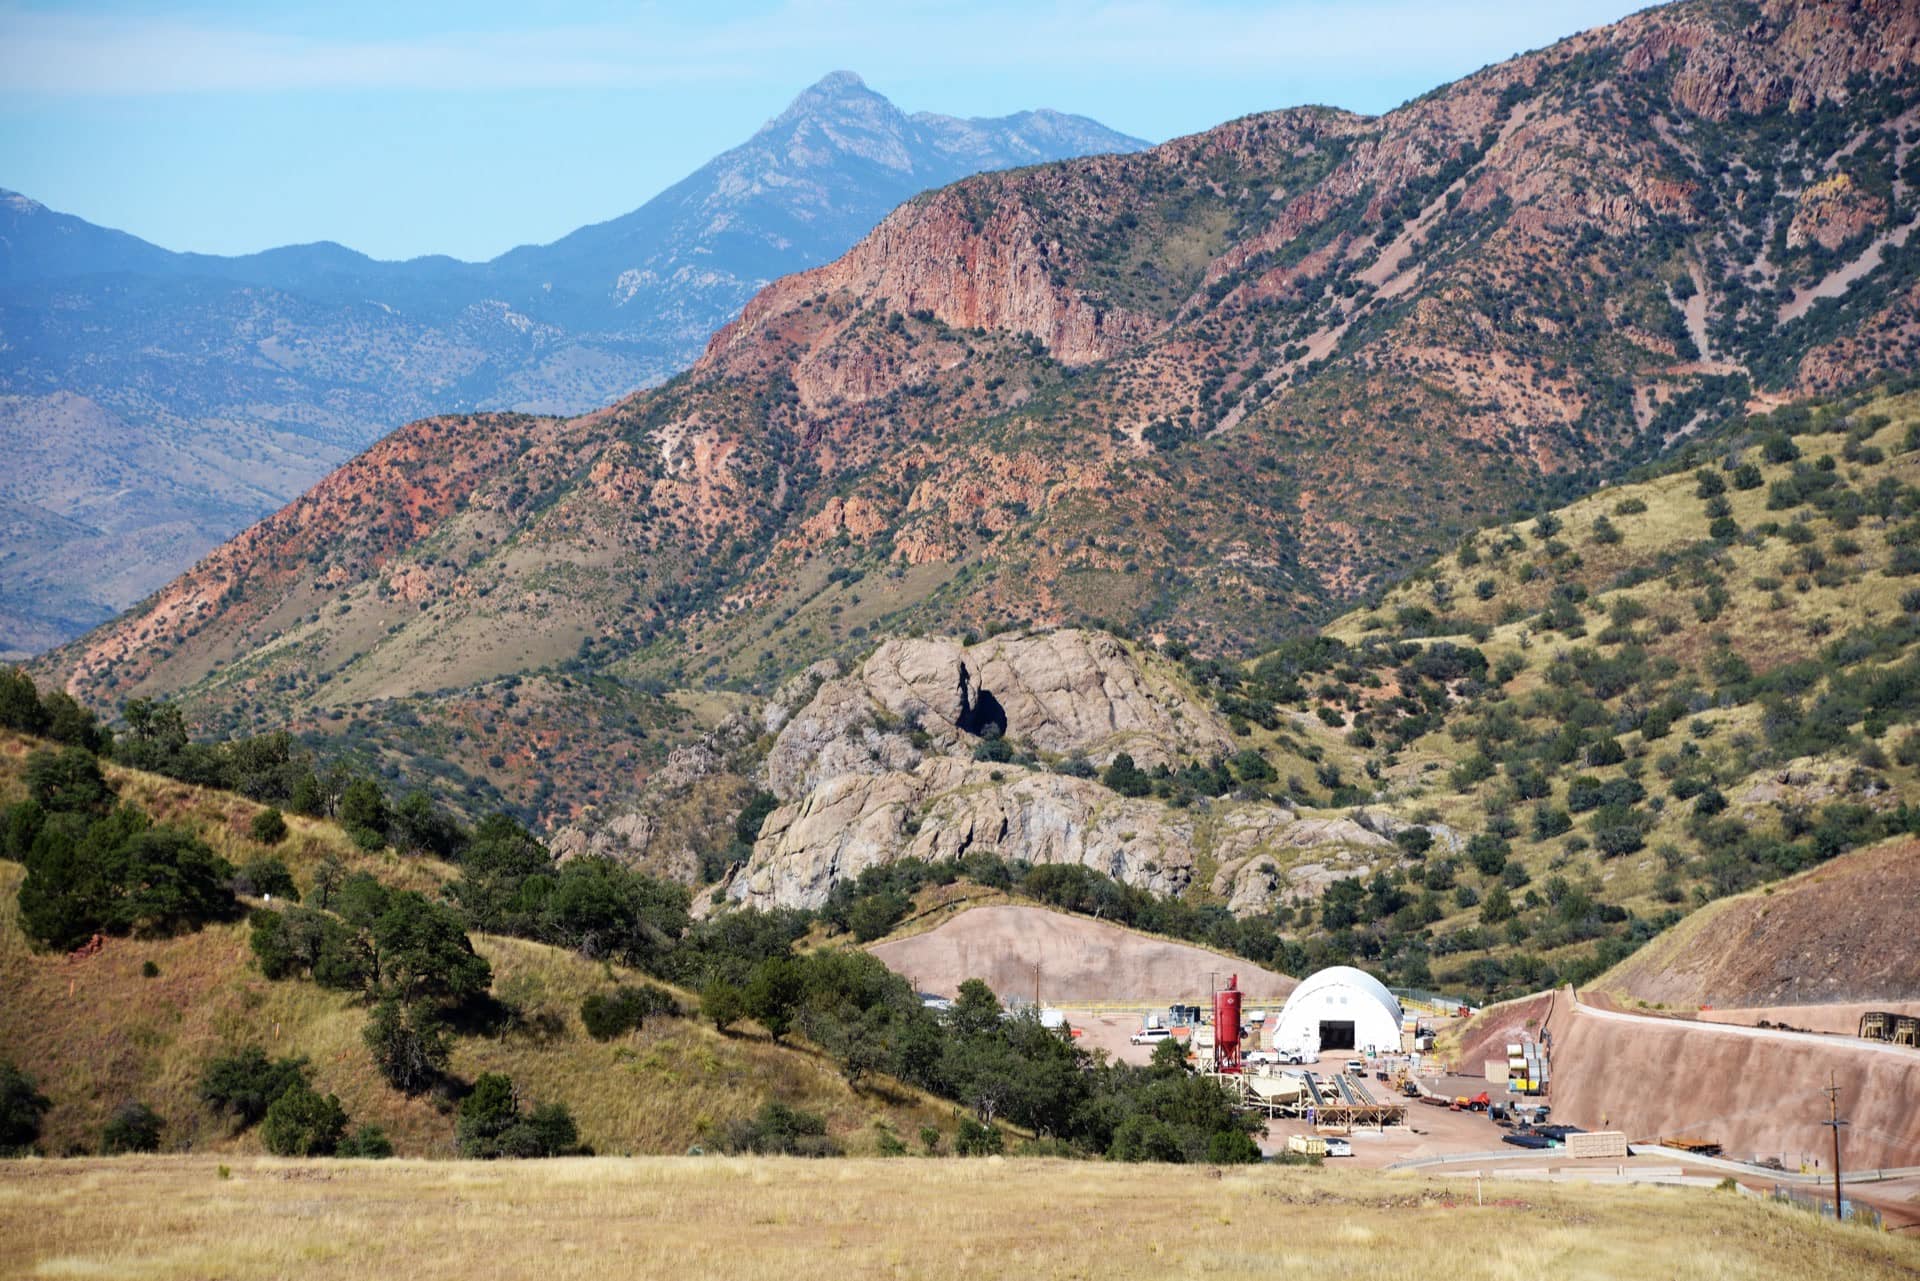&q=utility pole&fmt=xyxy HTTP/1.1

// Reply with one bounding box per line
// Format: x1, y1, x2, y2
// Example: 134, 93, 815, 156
1821, 1075, 1848, 1223
1032, 961, 1040, 1010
